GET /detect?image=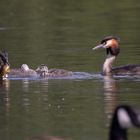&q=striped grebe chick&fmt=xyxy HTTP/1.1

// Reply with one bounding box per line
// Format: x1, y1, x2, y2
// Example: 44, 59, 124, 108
36, 64, 73, 77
